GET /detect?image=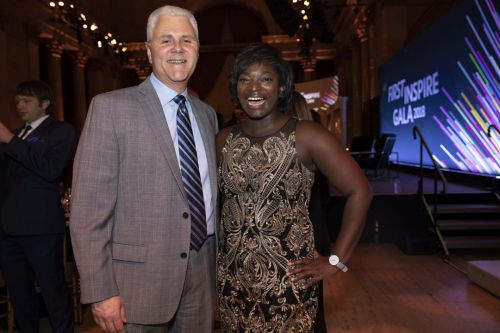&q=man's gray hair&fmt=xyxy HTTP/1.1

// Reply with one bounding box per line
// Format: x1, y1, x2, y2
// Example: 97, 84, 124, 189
146, 5, 199, 42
